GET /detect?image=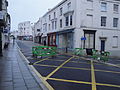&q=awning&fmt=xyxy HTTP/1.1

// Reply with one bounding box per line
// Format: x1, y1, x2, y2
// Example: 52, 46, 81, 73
56, 28, 74, 35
